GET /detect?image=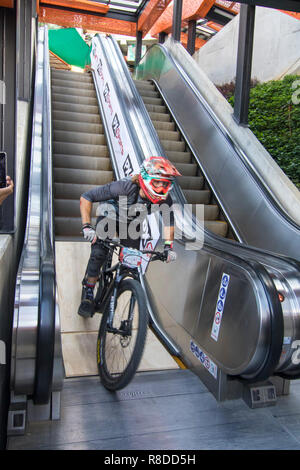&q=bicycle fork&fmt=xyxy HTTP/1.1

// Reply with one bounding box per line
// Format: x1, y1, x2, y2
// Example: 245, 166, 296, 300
106, 267, 136, 337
